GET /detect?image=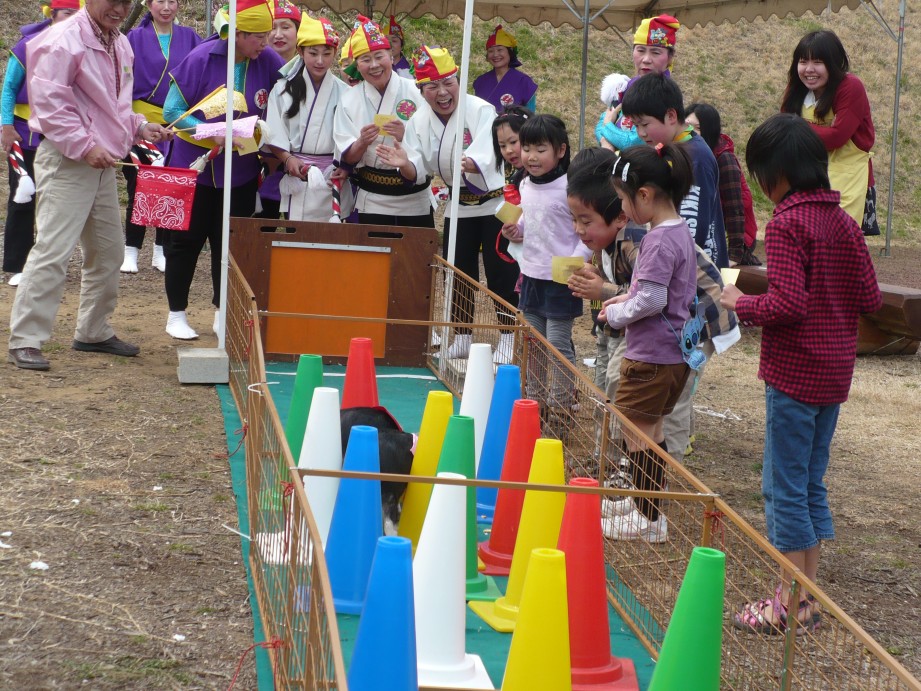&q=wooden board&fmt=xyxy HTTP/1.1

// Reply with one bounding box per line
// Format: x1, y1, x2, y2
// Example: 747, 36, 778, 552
230, 218, 438, 366
737, 266, 921, 355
